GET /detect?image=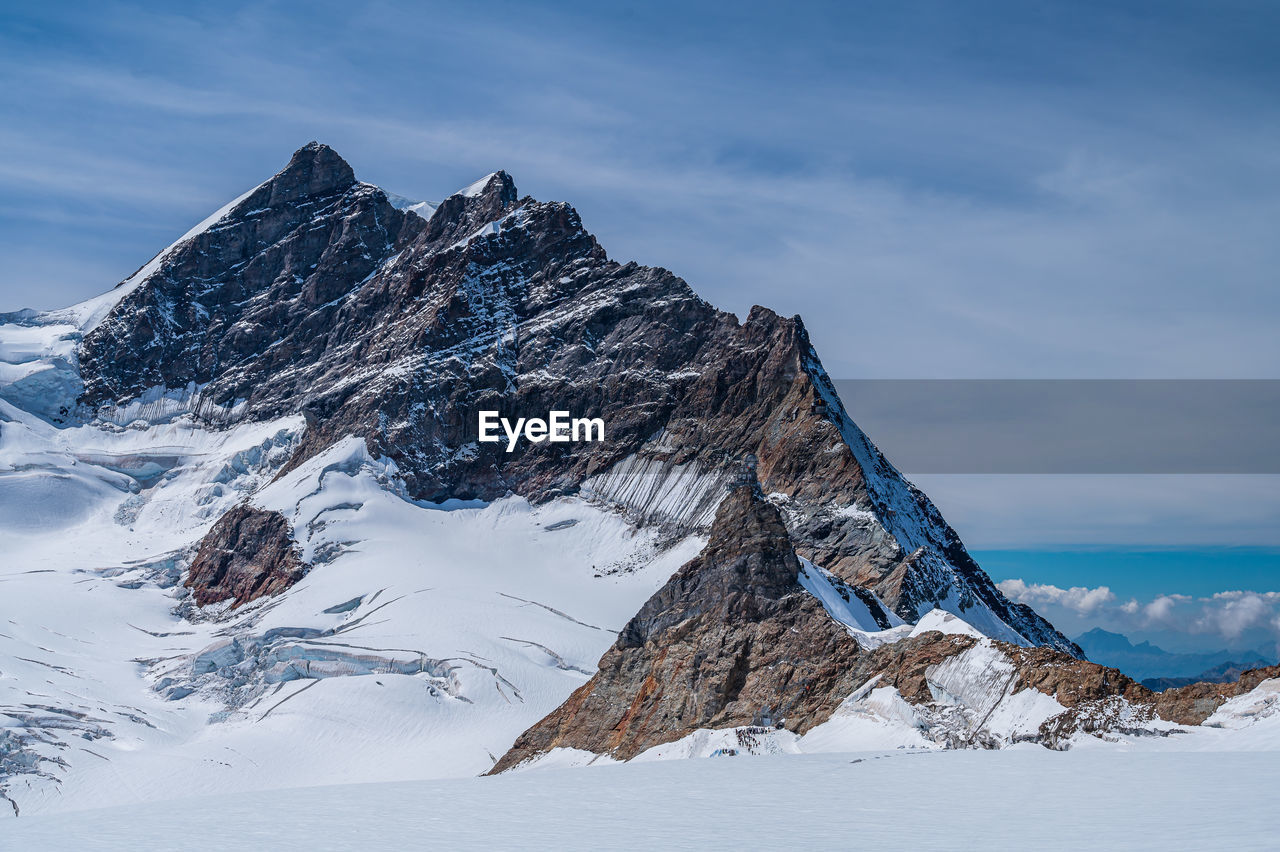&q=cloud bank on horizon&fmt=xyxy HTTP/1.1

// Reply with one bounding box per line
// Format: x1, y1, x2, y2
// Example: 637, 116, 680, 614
999, 578, 1280, 656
